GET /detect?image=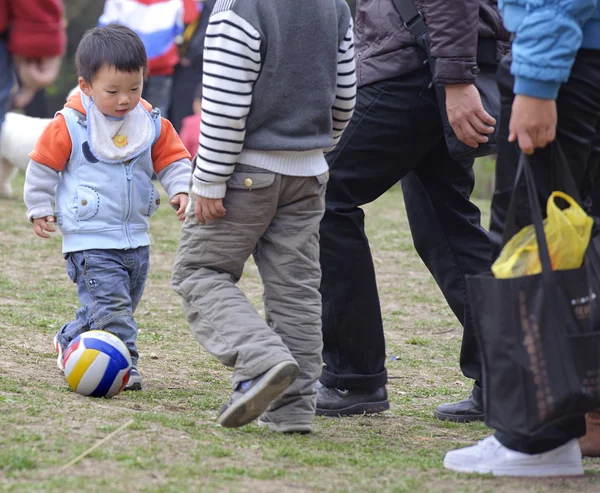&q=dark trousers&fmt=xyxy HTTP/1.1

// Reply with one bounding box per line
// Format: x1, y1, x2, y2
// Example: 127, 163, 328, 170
0, 38, 11, 127
169, 63, 203, 133
491, 50, 600, 454
587, 144, 600, 218
24, 89, 49, 119
319, 67, 491, 391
